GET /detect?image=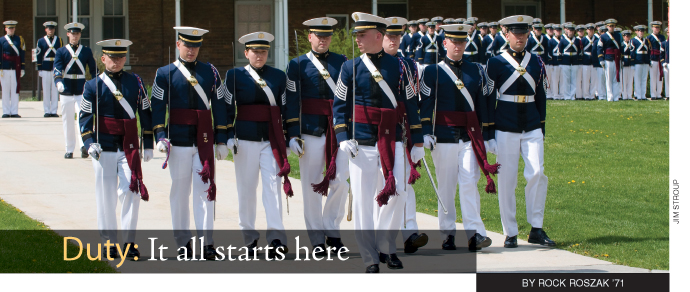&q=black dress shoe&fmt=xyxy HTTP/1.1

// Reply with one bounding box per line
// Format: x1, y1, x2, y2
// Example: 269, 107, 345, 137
326, 237, 346, 254
125, 242, 140, 259
178, 241, 193, 258
468, 233, 492, 251
81, 146, 89, 158
441, 235, 456, 250
245, 239, 258, 258
379, 253, 403, 269
313, 244, 327, 257
365, 264, 379, 273
204, 245, 221, 260
1, 114, 9, 118
52, 114, 60, 117
504, 236, 518, 248
11, 114, 20, 118
103, 246, 120, 259
64, 152, 73, 159
44, 113, 51, 118
528, 228, 556, 246
268, 239, 288, 259
404, 232, 429, 253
